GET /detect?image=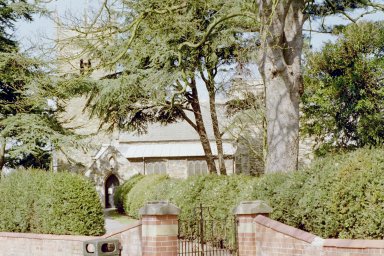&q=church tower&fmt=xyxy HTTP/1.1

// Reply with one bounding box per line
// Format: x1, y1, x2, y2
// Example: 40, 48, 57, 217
54, 3, 120, 173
